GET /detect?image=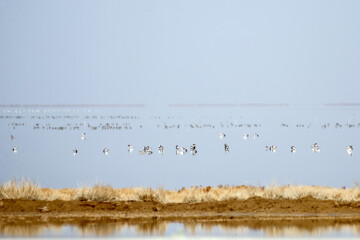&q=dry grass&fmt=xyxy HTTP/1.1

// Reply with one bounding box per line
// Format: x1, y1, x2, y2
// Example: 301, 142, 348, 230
1, 179, 360, 203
